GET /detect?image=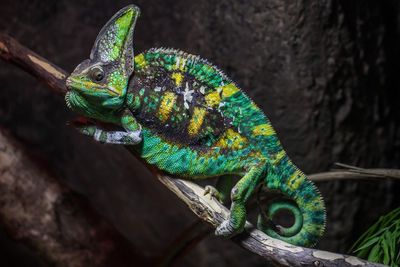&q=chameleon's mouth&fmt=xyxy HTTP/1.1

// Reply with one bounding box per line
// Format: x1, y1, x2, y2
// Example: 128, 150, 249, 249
65, 76, 119, 96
